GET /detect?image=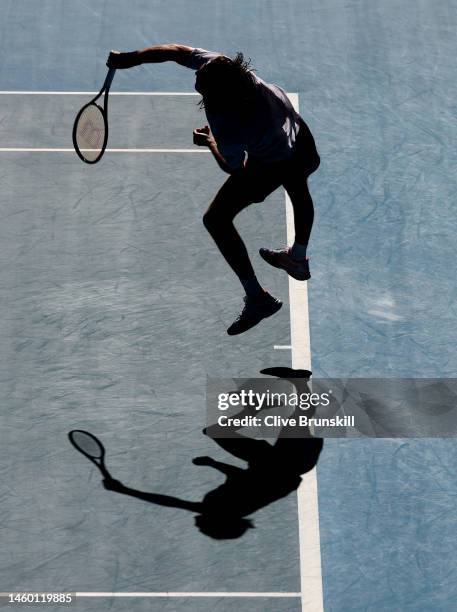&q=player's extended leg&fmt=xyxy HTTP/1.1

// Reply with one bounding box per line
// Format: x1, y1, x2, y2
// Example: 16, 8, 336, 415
203, 176, 282, 335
